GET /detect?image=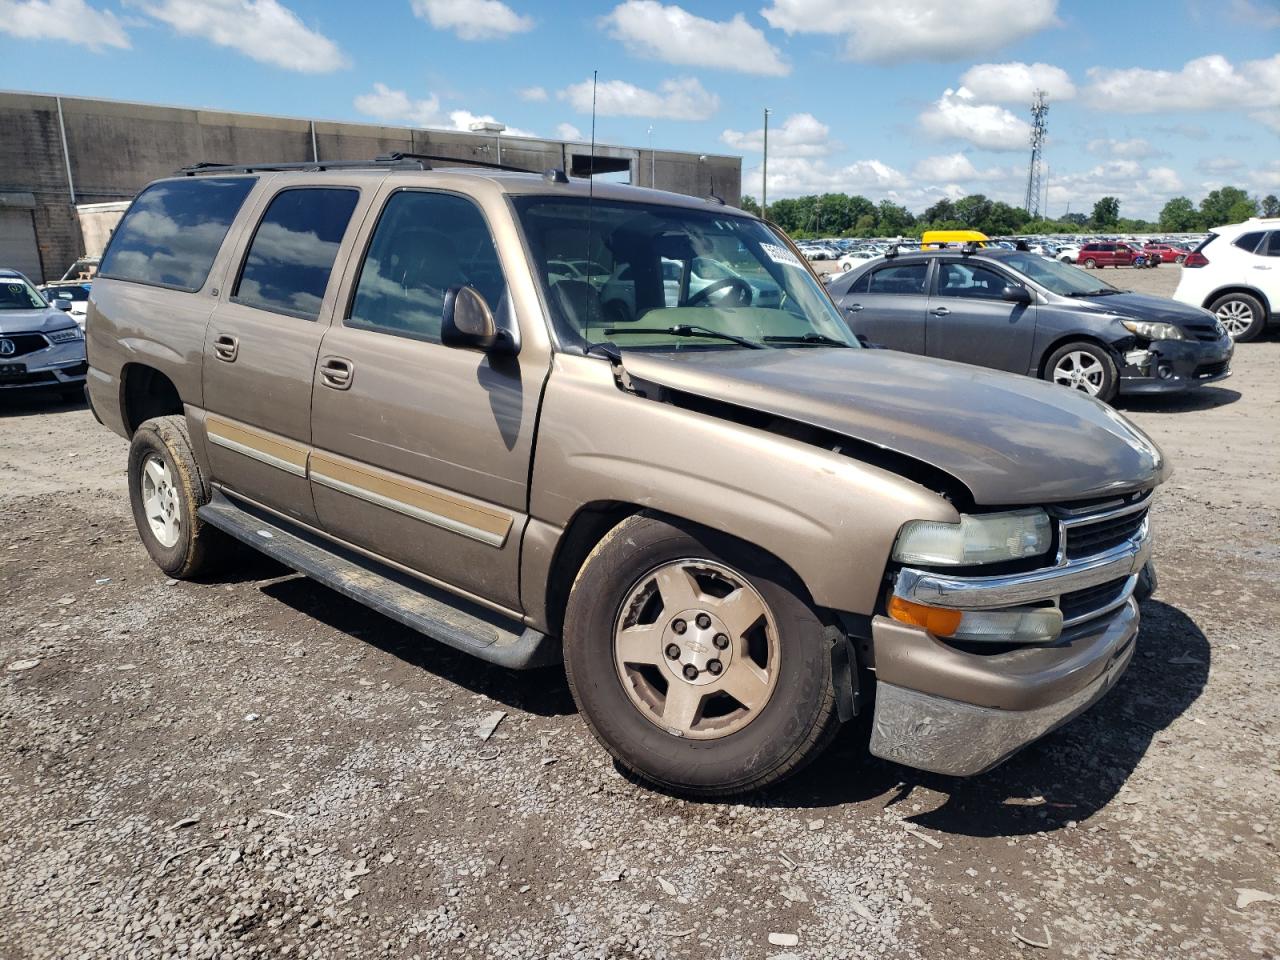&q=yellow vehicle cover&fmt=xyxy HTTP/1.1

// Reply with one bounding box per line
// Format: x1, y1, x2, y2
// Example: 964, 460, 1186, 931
920, 230, 989, 248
